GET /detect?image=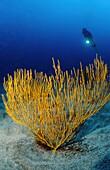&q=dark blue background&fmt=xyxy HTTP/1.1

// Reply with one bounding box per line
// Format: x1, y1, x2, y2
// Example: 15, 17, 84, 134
0, 0, 110, 83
